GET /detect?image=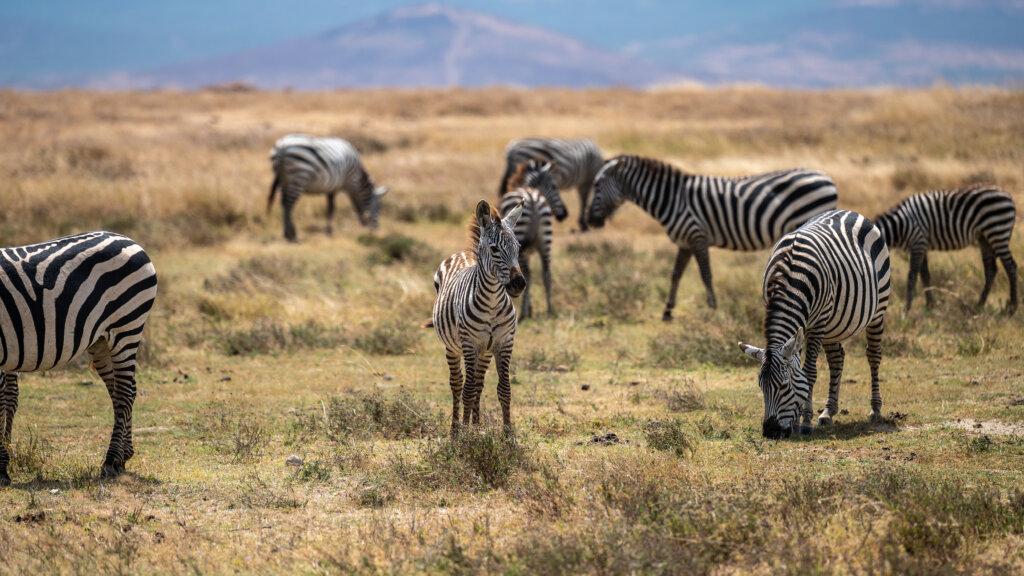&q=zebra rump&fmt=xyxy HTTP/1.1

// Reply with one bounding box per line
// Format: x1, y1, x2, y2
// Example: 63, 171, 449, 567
0, 231, 158, 484
874, 186, 1017, 314
500, 138, 603, 230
